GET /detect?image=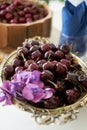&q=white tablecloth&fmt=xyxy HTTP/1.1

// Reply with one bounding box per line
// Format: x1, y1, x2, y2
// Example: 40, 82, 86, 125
0, 105, 87, 130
